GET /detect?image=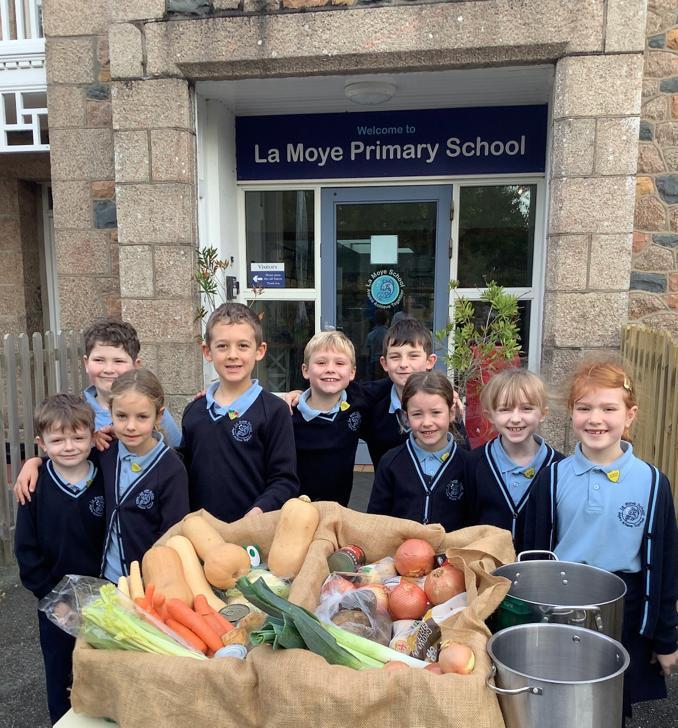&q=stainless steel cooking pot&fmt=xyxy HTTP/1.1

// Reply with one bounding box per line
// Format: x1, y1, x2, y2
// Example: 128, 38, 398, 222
486, 623, 629, 728
491, 551, 626, 640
